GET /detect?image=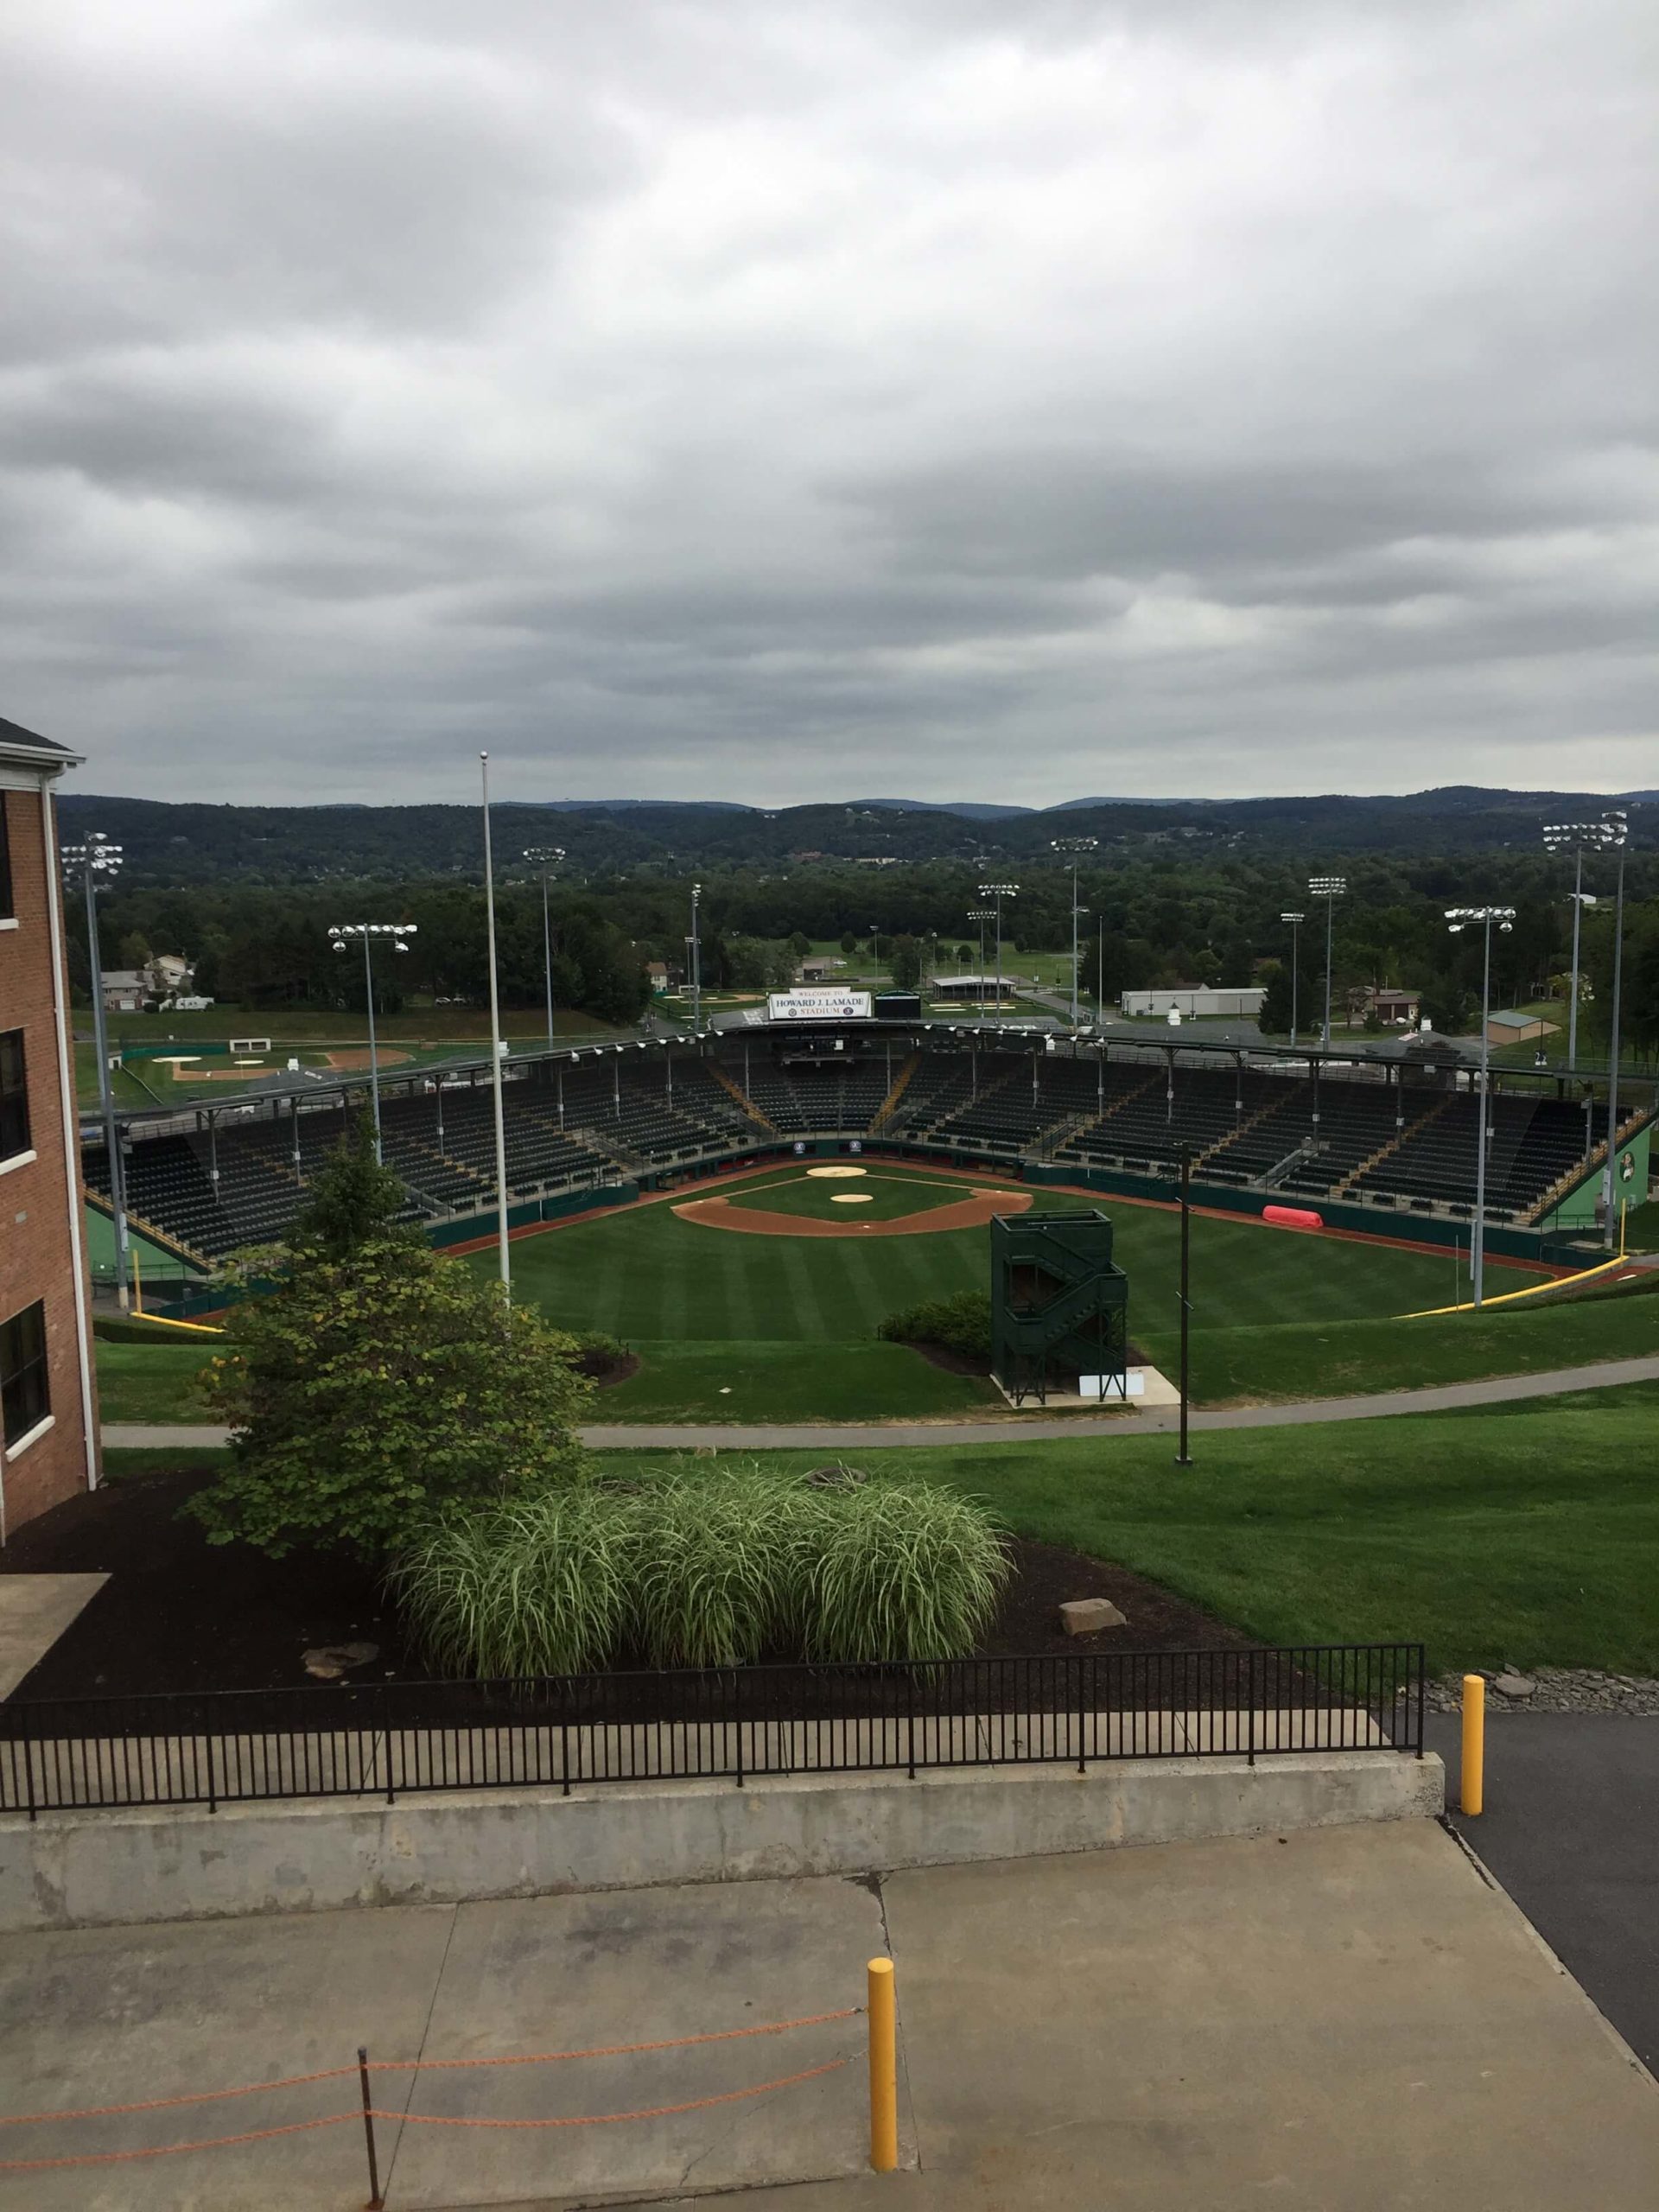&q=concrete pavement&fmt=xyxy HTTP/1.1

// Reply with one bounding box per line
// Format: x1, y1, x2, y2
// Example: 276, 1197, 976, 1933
2, 1821, 1656, 2209
98, 1347, 1659, 1456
